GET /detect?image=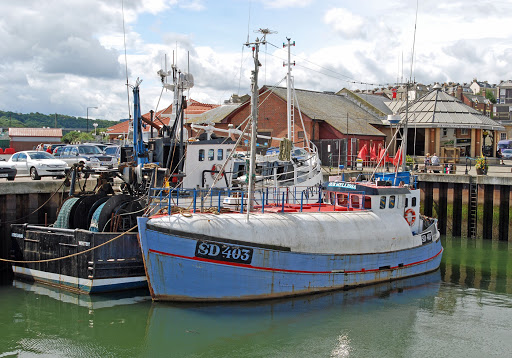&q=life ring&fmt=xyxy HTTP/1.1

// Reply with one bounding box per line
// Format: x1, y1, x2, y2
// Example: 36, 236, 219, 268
404, 208, 416, 226
211, 164, 224, 178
